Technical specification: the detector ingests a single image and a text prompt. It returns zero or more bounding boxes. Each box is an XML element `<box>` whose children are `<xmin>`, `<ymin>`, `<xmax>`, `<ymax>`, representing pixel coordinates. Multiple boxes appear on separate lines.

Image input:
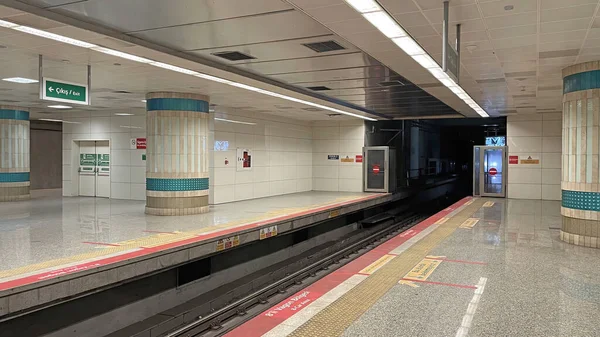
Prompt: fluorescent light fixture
<box><xmin>214</xmin><ymin>118</ymin><xmax>256</xmax><ymax>125</ymax></box>
<box><xmin>0</xmin><ymin>19</ymin><xmax>18</xmax><ymax>28</ymax></box>
<box><xmin>39</xmin><ymin>118</ymin><xmax>80</xmax><ymax>124</ymax></box>
<box><xmin>119</xmin><ymin>125</ymin><xmax>142</xmax><ymax>129</ymax></box>
<box><xmin>392</xmin><ymin>37</ymin><xmax>424</xmax><ymax>55</ymax></box>
<box><xmin>2</xmin><ymin>77</ymin><xmax>38</xmax><ymax>84</ymax></box>
<box><xmin>150</xmin><ymin>62</ymin><xmax>199</xmax><ymax>75</ymax></box>
<box><xmin>412</xmin><ymin>54</ymin><xmax>437</xmax><ymax>69</ymax></box>
<box><xmin>91</xmin><ymin>47</ymin><xmax>153</xmax><ymax>63</ymax></box>
<box><xmin>343</xmin><ymin>0</ymin><xmax>489</xmax><ymax>117</ymax></box>
<box><xmin>345</xmin><ymin>0</ymin><xmax>382</xmax><ymax>13</ymax></box>
<box><xmin>13</xmin><ymin>26</ymin><xmax>97</xmax><ymax>48</ymax></box>
<box><xmin>141</xmin><ymin>99</ymin><xmax>147</xmax><ymax>103</ymax></box>
<box><xmin>363</xmin><ymin>11</ymin><xmax>406</xmax><ymax>38</ymax></box>
<box><xmin>115</xmin><ymin>113</ymin><xmax>134</xmax><ymax>116</ymax></box>
<box><xmin>0</xmin><ymin>18</ymin><xmax>378</xmax><ymax>121</ymax></box>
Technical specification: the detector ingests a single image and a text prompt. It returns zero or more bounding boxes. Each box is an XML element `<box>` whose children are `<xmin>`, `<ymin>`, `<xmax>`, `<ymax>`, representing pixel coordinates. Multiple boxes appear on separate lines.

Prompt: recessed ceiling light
<box><xmin>48</xmin><ymin>105</ymin><xmax>72</xmax><ymax>109</ymax></box>
<box><xmin>141</xmin><ymin>99</ymin><xmax>147</xmax><ymax>103</ymax></box>
<box><xmin>115</xmin><ymin>113</ymin><xmax>134</xmax><ymax>116</ymax></box>
<box><xmin>504</xmin><ymin>5</ymin><xmax>514</xmax><ymax>10</ymax></box>
<box><xmin>3</xmin><ymin>77</ymin><xmax>38</xmax><ymax>84</ymax></box>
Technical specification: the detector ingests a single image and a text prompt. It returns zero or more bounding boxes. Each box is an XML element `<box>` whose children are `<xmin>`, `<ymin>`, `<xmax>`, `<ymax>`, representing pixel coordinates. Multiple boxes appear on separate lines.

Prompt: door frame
<box><xmin>69</xmin><ymin>139</ymin><xmax>110</xmax><ymax>198</ymax></box>
<box><xmin>363</xmin><ymin>146</ymin><xmax>389</xmax><ymax>192</ymax></box>
<box><xmin>473</xmin><ymin>145</ymin><xmax>507</xmax><ymax>198</ymax></box>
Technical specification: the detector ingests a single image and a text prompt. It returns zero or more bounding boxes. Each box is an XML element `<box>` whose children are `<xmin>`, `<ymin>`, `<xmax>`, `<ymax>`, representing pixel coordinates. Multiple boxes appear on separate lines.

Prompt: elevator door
<box><xmin>473</xmin><ymin>146</ymin><xmax>506</xmax><ymax>197</ymax></box>
<box><xmin>78</xmin><ymin>141</ymin><xmax>110</xmax><ymax>198</ymax></box>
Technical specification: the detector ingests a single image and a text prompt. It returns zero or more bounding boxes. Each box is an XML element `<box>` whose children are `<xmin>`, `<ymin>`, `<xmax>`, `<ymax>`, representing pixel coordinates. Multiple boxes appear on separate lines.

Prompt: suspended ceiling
<box><xmin>2</xmin><ymin>0</ymin><xmax>464</xmax><ymax>119</ymax></box>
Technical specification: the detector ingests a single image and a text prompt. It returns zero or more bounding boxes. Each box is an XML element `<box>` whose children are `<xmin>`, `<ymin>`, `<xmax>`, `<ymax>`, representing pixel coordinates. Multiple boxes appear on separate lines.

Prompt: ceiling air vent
<box><xmin>212</xmin><ymin>51</ymin><xmax>256</xmax><ymax>61</ymax></box>
<box><xmin>303</xmin><ymin>40</ymin><xmax>345</xmax><ymax>53</ymax></box>
<box><xmin>306</xmin><ymin>86</ymin><xmax>331</xmax><ymax>91</ymax></box>
<box><xmin>302</xmin><ymin>107</ymin><xmax>323</xmax><ymax>112</ymax></box>
<box><xmin>275</xmin><ymin>105</ymin><xmax>294</xmax><ymax>110</ymax></box>
<box><xmin>327</xmin><ymin>113</ymin><xmax>342</xmax><ymax>117</ymax></box>
<box><xmin>113</xmin><ymin>90</ymin><xmax>132</xmax><ymax>94</ymax></box>
<box><xmin>378</xmin><ymin>80</ymin><xmax>405</xmax><ymax>87</ymax></box>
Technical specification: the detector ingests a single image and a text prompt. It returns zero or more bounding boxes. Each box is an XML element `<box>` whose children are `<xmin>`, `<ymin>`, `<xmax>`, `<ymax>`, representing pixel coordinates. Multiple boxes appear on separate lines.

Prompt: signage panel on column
<box><xmin>41</xmin><ymin>77</ymin><xmax>89</xmax><ymax>105</ymax></box>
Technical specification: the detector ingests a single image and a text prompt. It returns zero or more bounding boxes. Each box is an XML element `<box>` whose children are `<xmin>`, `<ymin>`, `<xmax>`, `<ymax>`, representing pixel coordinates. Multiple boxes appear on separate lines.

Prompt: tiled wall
<box><xmin>209</xmin><ymin>110</ymin><xmax>313</xmax><ymax>204</ymax></box>
<box><xmin>507</xmin><ymin>113</ymin><xmax>561</xmax><ymax>200</ymax></box>
<box><xmin>62</xmin><ymin>111</ymin><xmax>147</xmax><ymax>200</ymax></box>
<box><xmin>312</xmin><ymin>120</ymin><xmax>365</xmax><ymax>192</ymax></box>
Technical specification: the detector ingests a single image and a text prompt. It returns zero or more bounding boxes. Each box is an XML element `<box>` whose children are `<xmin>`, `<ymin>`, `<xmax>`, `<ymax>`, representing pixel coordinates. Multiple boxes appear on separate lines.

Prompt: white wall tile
<box><xmin>269</xmin><ymin>181</ymin><xmax>285</xmax><ymax>195</ymax></box>
<box><xmin>111</xmin><ymin>166</ymin><xmax>131</xmax><ymax>183</ymax></box>
<box><xmin>283</xmin><ymin>166</ymin><xmax>297</xmax><ymax>180</ymax></box>
<box><xmin>112</xmin><ymin>150</ymin><xmax>131</xmax><ymax>166</ymax></box>
<box><xmin>270</xmin><ymin>166</ymin><xmax>284</xmax><ymax>181</ymax></box>
<box><xmin>252</xmin><ymin>150</ymin><xmax>269</xmax><ymax>167</ymax></box>
<box><xmin>541</xmin><ymin>168</ymin><xmax>561</xmax><ymax>185</ymax></box>
<box><xmin>235</xmin><ymin>170</ymin><xmax>254</xmax><ymax>184</ymax></box>
<box><xmin>111</xmin><ymin>133</ymin><xmax>132</xmax><ymax>150</ymax></box>
<box><xmin>542</xmin><ymin>120</ymin><xmax>562</xmax><ymax>136</ymax></box>
<box><xmin>542</xmin><ymin>152</ymin><xmax>561</xmax><ymax>169</ymax></box>
<box><xmin>62</xmin><ymin>165</ymin><xmax>71</xmax><ymax>181</ymax></box>
<box><xmin>507</xmin><ymin>168</ymin><xmax>542</xmax><ymax>184</ymax></box>
<box><xmin>130</xmin><ymin>166</ymin><xmax>146</xmax><ymax>184</ymax></box>
<box><xmin>340</xmin><ymin>138</ymin><xmax>365</xmax><ymax>153</ymax></box>
<box><xmin>338</xmin><ymin>179</ymin><xmax>362</xmax><ymax>192</ymax></box>
<box><xmin>297</xmin><ymin>165</ymin><xmax>312</xmax><ymax>179</ymax></box>
<box><xmin>254</xmin><ymin>135</ymin><xmax>267</xmax><ymax>150</ymax></box>
<box><xmin>70</xmin><ymin>118</ymin><xmax>91</xmax><ymax>134</ymax></box>
<box><xmin>507</xmin><ymin>136</ymin><xmax>542</xmax><ymax>153</ymax></box>
<box><xmin>269</xmin><ymin>151</ymin><xmax>284</xmax><ymax>167</ymax></box>
<box><xmin>111</xmin><ymin>182</ymin><xmax>130</xmax><ymax>200</ymax></box>
<box><xmin>297</xmin><ymin>139</ymin><xmax>312</xmax><ymax>152</ymax></box>
<box><xmin>130</xmin><ymin>183</ymin><xmax>146</xmax><ymax>201</ymax></box>
<box><xmin>214</xmin><ymin>184</ymin><xmax>234</xmax><ymax>204</ymax></box>
<box><xmin>313</xmin><ymin>165</ymin><xmax>339</xmax><ymax>179</ymax></box>
<box><xmin>131</xmin><ymin>150</ymin><xmax>146</xmax><ymax>167</ymax></box>
<box><xmin>543</xmin><ymin>112</ymin><xmax>562</xmax><ymax>121</ymax></box>
<box><xmin>313</xmin><ymin>126</ymin><xmax>340</xmax><ymax>140</ymax></box>
<box><xmin>507</xmin><ymin>114</ymin><xmax>543</xmax><ymax>122</ymax></box>
<box><xmin>508</xmin><ymin>183</ymin><xmax>542</xmax><ymax>199</ymax></box>
<box><xmin>542</xmin><ymin>184</ymin><xmax>561</xmax><ymax>200</ymax></box>
<box><xmin>297</xmin><ymin>152</ymin><xmax>312</xmax><ymax>166</ymax></box>
<box><xmin>110</xmin><ymin>116</ymin><xmax>131</xmax><ymax>133</ymax></box>
<box><xmin>296</xmin><ymin>178</ymin><xmax>312</xmax><ymax>192</ymax></box>
<box><xmin>339</xmin><ymin>166</ymin><xmax>362</xmax><ymax>180</ymax></box>
<box><xmin>313</xmin><ymin>178</ymin><xmax>339</xmax><ymax>191</ymax></box>
<box><xmin>130</xmin><ymin>116</ymin><xmax>146</xmax><ymax>130</ymax></box>
<box><xmin>282</xmin><ymin>151</ymin><xmax>298</xmax><ymax>166</ymax></box>
<box><xmin>214</xmin><ymin>167</ymin><xmax>235</xmax><ymax>186</ymax></box>
<box><xmin>253</xmin><ymin>166</ymin><xmax>270</xmax><ymax>182</ymax></box>
<box><xmin>253</xmin><ymin>182</ymin><xmax>271</xmax><ymax>198</ymax></box>
<box><xmin>62</xmin><ymin>150</ymin><xmax>71</xmax><ymax>165</ymax></box>
<box><xmin>91</xmin><ymin>117</ymin><xmax>110</xmax><ymax>135</ymax></box>
<box><xmin>542</xmin><ymin>136</ymin><xmax>561</xmax><ymax>153</ymax></box>
<box><xmin>62</xmin><ymin>181</ymin><xmax>72</xmax><ymax>196</ymax></box>
<box><xmin>340</xmin><ymin>125</ymin><xmax>365</xmax><ymax>140</ymax></box>
<box><xmin>312</xmin><ymin>139</ymin><xmax>340</xmax><ymax>153</ymax></box>
<box><xmin>507</xmin><ymin>121</ymin><xmax>543</xmax><ymax>137</ymax></box>
<box><xmin>235</xmin><ymin>133</ymin><xmax>255</xmax><ymax>149</ymax></box>
<box><xmin>234</xmin><ymin>183</ymin><xmax>254</xmax><ymax>201</ymax></box>
<box><xmin>213</xmin><ymin>150</ymin><xmax>236</xmax><ymax>168</ymax></box>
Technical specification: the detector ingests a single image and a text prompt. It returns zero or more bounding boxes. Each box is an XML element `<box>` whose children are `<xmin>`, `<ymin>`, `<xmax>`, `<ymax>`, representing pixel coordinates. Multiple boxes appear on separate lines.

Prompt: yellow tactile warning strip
<box><xmin>287</xmin><ymin>198</ymin><xmax>486</xmax><ymax>337</ymax></box>
<box><xmin>0</xmin><ymin>195</ymin><xmax>375</xmax><ymax>281</ymax></box>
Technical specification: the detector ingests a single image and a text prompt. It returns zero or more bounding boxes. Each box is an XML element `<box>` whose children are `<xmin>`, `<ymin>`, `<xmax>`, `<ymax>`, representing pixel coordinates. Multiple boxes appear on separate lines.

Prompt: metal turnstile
<box><xmin>473</xmin><ymin>146</ymin><xmax>507</xmax><ymax>197</ymax></box>
<box><xmin>364</xmin><ymin>146</ymin><xmax>396</xmax><ymax>193</ymax></box>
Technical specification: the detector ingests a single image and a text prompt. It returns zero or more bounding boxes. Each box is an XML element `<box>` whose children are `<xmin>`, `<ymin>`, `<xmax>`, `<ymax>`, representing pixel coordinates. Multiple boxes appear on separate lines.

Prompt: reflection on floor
<box><xmin>0</xmin><ymin>189</ymin><xmax>371</xmax><ymax>273</ymax></box>
<box><xmin>343</xmin><ymin>198</ymin><xmax>600</xmax><ymax>337</ymax></box>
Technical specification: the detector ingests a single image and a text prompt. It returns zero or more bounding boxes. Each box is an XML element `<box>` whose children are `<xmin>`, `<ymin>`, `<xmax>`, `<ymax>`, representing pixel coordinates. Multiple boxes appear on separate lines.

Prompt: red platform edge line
<box><xmin>0</xmin><ymin>194</ymin><xmax>386</xmax><ymax>292</ymax></box>
<box><xmin>224</xmin><ymin>196</ymin><xmax>473</xmax><ymax>337</ymax></box>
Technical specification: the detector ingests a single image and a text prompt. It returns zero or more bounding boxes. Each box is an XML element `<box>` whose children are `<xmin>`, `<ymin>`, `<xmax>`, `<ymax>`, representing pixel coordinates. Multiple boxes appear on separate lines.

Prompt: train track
<box><xmin>165</xmin><ymin>210</ymin><xmax>430</xmax><ymax>337</ymax></box>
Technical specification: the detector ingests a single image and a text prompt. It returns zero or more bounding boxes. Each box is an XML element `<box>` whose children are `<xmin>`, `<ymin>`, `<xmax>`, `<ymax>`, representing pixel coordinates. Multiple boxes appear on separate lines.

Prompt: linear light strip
<box><xmin>342</xmin><ymin>0</ymin><xmax>489</xmax><ymax>117</ymax></box>
<box><xmin>0</xmin><ymin>19</ymin><xmax>376</xmax><ymax>121</ymax></box>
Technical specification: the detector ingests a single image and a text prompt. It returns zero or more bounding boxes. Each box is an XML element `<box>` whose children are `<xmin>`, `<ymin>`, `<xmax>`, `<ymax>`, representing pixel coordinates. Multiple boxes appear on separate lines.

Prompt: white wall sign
<box><xmin>237</xmin><ymin>148</ymin><xmax>252</xmax><ymax>171</ymax></box>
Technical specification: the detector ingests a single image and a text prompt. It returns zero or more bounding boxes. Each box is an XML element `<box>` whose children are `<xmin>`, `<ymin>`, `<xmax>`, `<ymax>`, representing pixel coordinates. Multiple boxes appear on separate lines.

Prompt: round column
<box><xmin>0</xmin><ymin>106</ymin><xmax>29</xmax><ymax>201</ymax></box>
<box><xmin>145</xmin><ymin>92</ymin><xmax>210</xmax><ymax>216</ymax></box>
<box><xmin>561</xmin><ymin>62</ymin><xmax>600</xmax><ymax>247</ymax></box>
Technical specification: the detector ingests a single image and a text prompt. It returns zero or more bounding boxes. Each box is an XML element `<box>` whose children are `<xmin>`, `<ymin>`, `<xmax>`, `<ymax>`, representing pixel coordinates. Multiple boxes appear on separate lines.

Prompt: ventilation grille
<box><xmin>113</xmin><ymin>90</ymin><xmax>132</xmax><ymax>94</ymax></box>
<box><xmin>275</xmin><ymin>105</ymin><xmax>294</xmax><ymax>110</ymax></box>
<box><xmin>301</xmin><ymin>107</ymin><xmax>323</xmax><ymax>112</ymax></box>
<box><xmin>303</xmin><ymin>40</ymin><xmax>345</xmax><ymax>53</ymax></box>
<box><xmin>212</xmin><ymin>51</ymin><xmax>255</xmax><ymax>61</ymax></box>
<box><xmin>306</xmin><ymin>86</ymin><xmax>331</xmax><ymax>91</ymax></box>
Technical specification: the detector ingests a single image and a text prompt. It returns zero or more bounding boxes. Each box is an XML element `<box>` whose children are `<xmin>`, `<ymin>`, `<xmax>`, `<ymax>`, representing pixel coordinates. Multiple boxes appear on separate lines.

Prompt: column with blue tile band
<box><xmin>145</xmin><ymin>92</ymin><xmax>210</xmax><ymax>216</ymax></box>
<box><xmin>561</xmin><ymin>62</ymin><xmax>600</xmax><ymax>247</ymax></box>
<box><xmin>0</xmin><ymin>106</ymin><xmax>30</xmax><ymax>201</ymax></box>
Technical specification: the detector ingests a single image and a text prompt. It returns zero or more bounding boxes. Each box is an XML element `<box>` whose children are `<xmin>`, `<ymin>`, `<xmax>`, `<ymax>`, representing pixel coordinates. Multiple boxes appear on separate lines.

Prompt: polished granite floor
<box><xmin>0</xmin><ymin>189</ymin><xmax>370</xmax><ymax>273</ymax></box>
<box><xmin>344</xmin><ymin>199</ymin><xmax>600</xmax><ymax>337</ymax></box>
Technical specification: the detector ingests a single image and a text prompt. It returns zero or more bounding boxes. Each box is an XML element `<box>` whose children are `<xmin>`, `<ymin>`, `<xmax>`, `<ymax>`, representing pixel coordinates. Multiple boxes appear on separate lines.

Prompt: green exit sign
<box><xmin>42</xmin><ymin>77</ymin><xmax>89</xmax><ymax>105</ymax></box>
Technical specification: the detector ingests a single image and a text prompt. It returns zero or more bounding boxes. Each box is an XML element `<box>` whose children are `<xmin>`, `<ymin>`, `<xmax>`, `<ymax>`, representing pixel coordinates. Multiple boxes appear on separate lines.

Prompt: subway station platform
<box><xmin>227</xmin><ymin>197</ymin><xmax>600</xmax><ymax>337</ymax></box>
<box><xmin>0</xmin><ymin>190</ymin><xmax>392</xmax><ymax>317</ymax></box>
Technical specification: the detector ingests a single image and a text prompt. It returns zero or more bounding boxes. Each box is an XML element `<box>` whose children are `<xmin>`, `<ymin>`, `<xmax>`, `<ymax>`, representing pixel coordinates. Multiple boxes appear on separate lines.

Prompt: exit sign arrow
<box><xmin>41</xmin><ymin>77</ymin><xmax>89</xmax><ymax>105</ymax></box>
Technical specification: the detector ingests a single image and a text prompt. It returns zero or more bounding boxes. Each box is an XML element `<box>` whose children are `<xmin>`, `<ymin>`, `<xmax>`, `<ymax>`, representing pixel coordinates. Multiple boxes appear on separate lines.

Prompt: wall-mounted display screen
<box><xmin>485</xmin><ymin>136</ymin><xmax>506</xmax><ymax>146</ymax></box>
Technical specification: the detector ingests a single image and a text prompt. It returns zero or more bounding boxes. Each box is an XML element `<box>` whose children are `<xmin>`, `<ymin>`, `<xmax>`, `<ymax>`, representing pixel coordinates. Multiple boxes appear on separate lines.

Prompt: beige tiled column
<box><xmin>561</xmin><ymin>62</ymin><xmax>600</xmax><ymax>247</ymax></box>
<box><xmin>0</xmin><ymin>106</ymin><xmax>30</xmax><ymax>201</ymax></box>
<box><xmin>145</xmin><ymin>92</ymin><xmax>210</xmax><ymax>216</ymax></box>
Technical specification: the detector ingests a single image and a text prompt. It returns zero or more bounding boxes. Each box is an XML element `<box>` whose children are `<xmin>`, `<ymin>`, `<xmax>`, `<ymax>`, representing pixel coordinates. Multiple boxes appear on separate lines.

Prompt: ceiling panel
<box><xmin>22</xmin><ymin>0</ymin><xmax>293</xmax><ymax>33</ymax></box>
<box><xmin>130</xmin><ymin>11</ymin><xmax>329</xmax><ymax>51</ymax></box>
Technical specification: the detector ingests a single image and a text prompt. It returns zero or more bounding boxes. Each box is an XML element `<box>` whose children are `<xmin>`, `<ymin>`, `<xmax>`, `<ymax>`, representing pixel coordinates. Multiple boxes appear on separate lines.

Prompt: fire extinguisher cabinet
<box><xmin>363</xmin><ymin>146</ymin><xmax>396</xmax><ymax>193</ymax></box>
